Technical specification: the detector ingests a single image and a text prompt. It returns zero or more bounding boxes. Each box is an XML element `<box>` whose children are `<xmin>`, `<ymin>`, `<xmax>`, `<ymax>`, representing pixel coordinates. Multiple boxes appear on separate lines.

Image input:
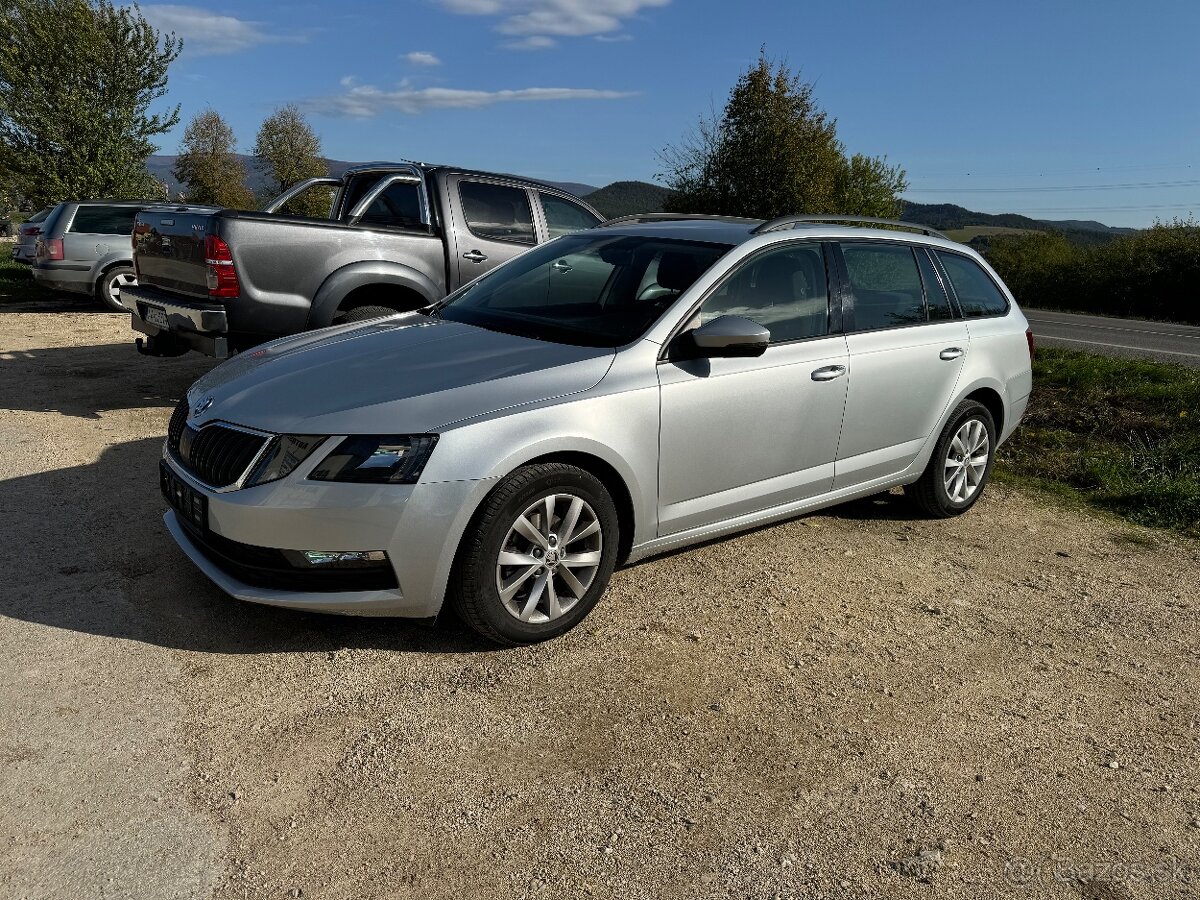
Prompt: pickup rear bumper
<box><xmin>120</xmin><ymin>284</ymin><xmax>230</xmax><ymax>358</ymax></box>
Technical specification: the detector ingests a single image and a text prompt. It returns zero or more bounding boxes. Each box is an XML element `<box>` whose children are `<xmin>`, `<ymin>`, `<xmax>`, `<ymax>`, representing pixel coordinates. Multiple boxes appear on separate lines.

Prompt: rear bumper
<box><xmin>32</xmin><ymin>262</ymin><xmax>90</xmax><ymax>294</ymax></box>
<box><xmin>120</xmin><ymin>284</ymin><xmax>230</xmax><ymax>357</ymax></box>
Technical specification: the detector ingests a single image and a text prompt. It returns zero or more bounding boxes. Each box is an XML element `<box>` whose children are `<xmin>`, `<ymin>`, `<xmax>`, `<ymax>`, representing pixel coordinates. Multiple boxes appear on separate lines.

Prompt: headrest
<box><xmin>656</xmin><ymin>252</ymin><xmax>702</xmax><ymax>292</ymax></box>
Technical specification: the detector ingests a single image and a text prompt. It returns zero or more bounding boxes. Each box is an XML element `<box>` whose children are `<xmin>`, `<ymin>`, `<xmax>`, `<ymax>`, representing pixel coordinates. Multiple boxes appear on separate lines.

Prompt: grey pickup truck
<box><xmin>120</xmin><ymin>162</ymin><xmax>604</xmax><ymax>357</ymax></box>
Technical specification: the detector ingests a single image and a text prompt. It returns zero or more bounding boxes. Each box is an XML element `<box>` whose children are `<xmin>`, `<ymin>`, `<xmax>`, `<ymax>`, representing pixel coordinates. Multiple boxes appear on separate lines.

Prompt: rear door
<box><xmin>447</xmin><ymin>176</ymin><xmax>538</xmax><ymax>286</ymax></box>
<box><xmin>64</xmin><ymin>204</ymin><xmax>140</xmax><ymax>264</ymax></box>
<box><xmin>832</xmin><ymin>240</ymin><xmax>970</xmax><ymax>489</ymax></box>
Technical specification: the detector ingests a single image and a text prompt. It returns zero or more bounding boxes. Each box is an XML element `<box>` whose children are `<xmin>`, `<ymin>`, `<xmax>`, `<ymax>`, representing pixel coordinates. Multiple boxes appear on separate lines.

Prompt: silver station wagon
<box><xmin>159</xmin><ymin>215</ymin><xmax>1033</xmax><ymax>645</ymax></box>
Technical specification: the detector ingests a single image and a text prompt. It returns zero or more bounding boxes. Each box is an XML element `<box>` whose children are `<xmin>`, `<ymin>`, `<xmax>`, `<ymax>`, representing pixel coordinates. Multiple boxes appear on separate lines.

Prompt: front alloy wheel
<box><xmin>451</xmin><ymin>463</ymin><xmax>619</xmax><ymax>645</ymax></box>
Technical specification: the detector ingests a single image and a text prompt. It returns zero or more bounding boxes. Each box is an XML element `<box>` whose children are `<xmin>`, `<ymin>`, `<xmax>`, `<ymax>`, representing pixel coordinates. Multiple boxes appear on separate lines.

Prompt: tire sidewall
<box><xmin>460</xmin><ymin>467</ymin><xmax>619</xmax><ymax>644</ymax></box>
<box><xmin>932</xmin><ymin>401</ymin><xmax>996</xmax><ymax>514</ymax></box>
<box><xmin>98</xmin><ymin>265</ymin><xmax>134</xmax><ymax>312</ymax></box>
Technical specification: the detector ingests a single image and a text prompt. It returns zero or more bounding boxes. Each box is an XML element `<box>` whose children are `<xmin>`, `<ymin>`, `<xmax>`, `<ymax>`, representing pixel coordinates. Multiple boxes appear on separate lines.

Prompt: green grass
<box><xmin>995</xmin><ymin>348</ymin><xmax>1200</xmax><ymax>538</ymax></box>
<box><xmin>0</xmin><ymin>249</ymin><xmax>56</xmax><ymax>304</ymax></box>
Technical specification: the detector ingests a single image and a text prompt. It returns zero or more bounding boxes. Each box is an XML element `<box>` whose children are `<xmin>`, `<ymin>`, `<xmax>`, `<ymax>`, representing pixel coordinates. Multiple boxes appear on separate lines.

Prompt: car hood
<box><xmin>187</xmin><ymin>314</ymin><xmax>615</xmax><ymax>435</ymax></box>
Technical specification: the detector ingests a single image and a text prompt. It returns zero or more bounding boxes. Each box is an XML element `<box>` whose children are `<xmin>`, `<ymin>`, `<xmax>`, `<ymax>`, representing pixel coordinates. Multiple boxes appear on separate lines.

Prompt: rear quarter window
<box><xmin>935</xmin><ymin>251</ymin><xmax>1010</xmax><ymax>318</ymax></box>
<box><xmin>69</xmin><ymin>205</ymin><xmax>140</xmax><ymax>235</ymax></box>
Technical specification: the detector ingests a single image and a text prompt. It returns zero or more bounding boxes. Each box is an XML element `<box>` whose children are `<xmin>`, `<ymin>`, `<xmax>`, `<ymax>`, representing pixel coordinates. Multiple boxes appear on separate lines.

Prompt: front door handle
<box><xmin>462</xmin><ymin>250</ymin><xmax>488</xmax><ymax>263</ymax></box>
<box><xmin>939</xmin><ymin>347</ymin><xmax>965</xmax><ymax>360</ymax></box>
<box><xmin>811</xmin><ymin>365</ymin><xmax>847</xmax><ymax>382</ymax></box>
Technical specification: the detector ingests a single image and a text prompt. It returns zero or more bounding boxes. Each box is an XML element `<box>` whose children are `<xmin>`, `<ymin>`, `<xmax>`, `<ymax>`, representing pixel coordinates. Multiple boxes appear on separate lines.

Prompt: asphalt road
<box><xmin>1023</xmin><ymin>309</ymin><xmax>1200</xmax><ymax>367</ymax></box>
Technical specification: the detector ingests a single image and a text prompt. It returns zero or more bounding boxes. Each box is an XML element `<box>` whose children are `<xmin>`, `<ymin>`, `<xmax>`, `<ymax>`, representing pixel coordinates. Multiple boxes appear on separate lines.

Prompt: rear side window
<box><xmin>539</xmin><ymin>193</ymin><xmax>602</xmax><ymax>238</ymax></box>
<box><xmin>459</xmin><ymin>181</ymin><xmax>535</xmax><ymax>245</ymax></box>
<box><xmin>936</xmin><ymin>251</ymin><xmax>1010</xmax><ymax>317</ymax></box>
<box><xmin>69</xmin><ymin>205</ymin><xmax>140</xmax><ymax>235</ymax></box>
<box><xmin>916</xmin><ymin>248</ymin><xmax>955</xmax><ymax>321</ymax></box>
<box><xmin>357</xmin><ymin>182</ymin><xmax>423</xmax><ymax>229</ymax></box>
<box><xmin>841</xmin><ymin>242</ymin><xmax>926</xmax><ymax>331</ymax></box>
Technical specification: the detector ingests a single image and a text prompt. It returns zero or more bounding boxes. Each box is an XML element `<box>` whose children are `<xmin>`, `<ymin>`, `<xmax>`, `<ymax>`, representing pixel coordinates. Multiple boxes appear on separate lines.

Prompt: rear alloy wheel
<box><xmin>451</xmin><ymin>463</ymin><xmax>619</xmax><ymax>645</ymax></box>
<box><xmin>97</xmin><ymin>265</ymin><xmax>136</xmax><ymax>312</ymax></box>
<box><xmin>905</xmin><ymin>400</ymin><xmax>996</xmax><ymax>517</ymax></box>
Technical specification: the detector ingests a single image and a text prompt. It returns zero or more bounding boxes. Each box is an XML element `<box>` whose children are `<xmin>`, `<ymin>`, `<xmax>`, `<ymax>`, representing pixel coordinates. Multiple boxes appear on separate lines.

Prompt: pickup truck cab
<box><xmin>120</xmin><ymin>162</ymin><xmax>604</xmax><ymax>357</ymax></box>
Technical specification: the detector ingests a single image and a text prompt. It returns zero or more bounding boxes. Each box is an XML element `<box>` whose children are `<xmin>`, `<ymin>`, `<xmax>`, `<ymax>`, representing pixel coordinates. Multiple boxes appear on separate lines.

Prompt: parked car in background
<box><xmin>33</xmin><ymin>200</ymin><xmax>157</xmax><ymax>310</ymax></box>
<box><xmin>10</xmin><ymin>207</ymin><xmax>52</xmax><ymax>263</ymax></box>
<box><xmin>158</xmin><ymin>214</ymin><xmax>1033</xmax><ymax>645</ymax></box>
<box><xmin>120</xmin><ymin>162</ymin><xmax>604</xmax><ymax>358</ymax></box>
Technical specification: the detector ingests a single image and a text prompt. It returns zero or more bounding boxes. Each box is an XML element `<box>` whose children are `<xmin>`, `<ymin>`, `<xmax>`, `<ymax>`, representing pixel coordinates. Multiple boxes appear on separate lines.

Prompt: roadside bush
<box><xmin>987</xmin><ymin>219</ymin><xmax>1200</xmax><ymax>324</ymax></box>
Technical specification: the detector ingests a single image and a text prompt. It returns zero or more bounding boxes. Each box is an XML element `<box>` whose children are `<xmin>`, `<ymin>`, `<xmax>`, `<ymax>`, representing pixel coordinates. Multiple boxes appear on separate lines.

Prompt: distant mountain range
<box><xmin>146</xmin><ymin>158</ymin><xmax>1135</xmax><ymax>241</ymax></box>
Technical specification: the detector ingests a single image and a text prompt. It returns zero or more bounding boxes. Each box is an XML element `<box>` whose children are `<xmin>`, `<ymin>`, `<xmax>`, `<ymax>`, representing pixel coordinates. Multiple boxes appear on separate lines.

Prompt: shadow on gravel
<box><xmin>0</xmin><ymin>341</ymin><xmax>214</xmax><ymax>418</ymax></box>
<box><xmin>824</xmin><ymin>490</ymin><xmax>931</xmax><ymax>522</ymax></box>
<box><xmin>0</xmin><ymin>436</ymin><xmax>496</xmax><ymax>655</ymax></box>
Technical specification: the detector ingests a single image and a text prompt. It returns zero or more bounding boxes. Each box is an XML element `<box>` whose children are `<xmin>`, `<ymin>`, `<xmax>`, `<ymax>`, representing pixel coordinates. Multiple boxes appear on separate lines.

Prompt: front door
<box><xmin>449</xmin><ymin>177</ymin><xmax>538</xmax><ymax>288</ymax></box>
<box><xmin>657</xmin><ymin>241</ymin><xmax>850</xmax><ymax>536</ymax></box>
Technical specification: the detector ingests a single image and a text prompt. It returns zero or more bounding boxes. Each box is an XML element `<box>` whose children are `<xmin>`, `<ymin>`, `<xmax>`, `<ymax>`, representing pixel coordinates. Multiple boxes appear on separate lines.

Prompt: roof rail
<box><xmin>598</xmin><ymin>213</ymin><xmax>760</xmax><ymax>228</ymax></box>
<box><xmin>752</xmin><ymin>215</ymin><xmax>948</xmax><ymax>240</ymax></box>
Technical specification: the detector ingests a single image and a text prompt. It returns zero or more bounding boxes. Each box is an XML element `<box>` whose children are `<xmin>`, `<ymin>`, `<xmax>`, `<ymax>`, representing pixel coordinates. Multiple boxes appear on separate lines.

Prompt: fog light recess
<box><xmin>281</xmin><ymin>549</ymin><xmax>391</xmax><ymax>570</ymax></box>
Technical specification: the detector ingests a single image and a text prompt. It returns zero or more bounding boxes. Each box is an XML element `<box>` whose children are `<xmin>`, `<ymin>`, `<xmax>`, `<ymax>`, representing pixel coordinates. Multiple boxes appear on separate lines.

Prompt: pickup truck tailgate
<box><xmin>133</xmin><ymin>209</ymin><xmax>217</xmax><ymax>299</ymax></box>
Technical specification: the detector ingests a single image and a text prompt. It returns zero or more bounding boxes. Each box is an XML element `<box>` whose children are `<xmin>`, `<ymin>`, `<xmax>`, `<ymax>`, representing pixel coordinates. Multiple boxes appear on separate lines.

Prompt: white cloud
<box><xmin>502</xmin><ymin>35</ymin><xmax>556</xmax><ymax>50</ymax></box>
<box><xmin>437</xmin><ymin>0</ymin><xmax>669</xmax><ymax>48</ymax></box>
<box><xmin>305</xmin><ymin>83</ymin><xmax>636</xmax><ymax>118</ymax></box>
<box><xmin>138</xmin><ymin>5</ymin><xmax>307</xmax><ymax>56</ymax></box>
<box><xmin>404</xmin><ymin>50</ymin><xmax>442</xmax><ymax>66</ymax></box>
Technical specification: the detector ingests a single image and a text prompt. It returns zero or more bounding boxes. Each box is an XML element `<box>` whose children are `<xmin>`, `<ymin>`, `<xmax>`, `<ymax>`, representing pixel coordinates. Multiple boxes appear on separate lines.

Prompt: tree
<box><xmin>658</xmin><ymin>53</ymin><xmax>907</xmax><ymax>220</ymax></box>
<box><xmin>172</xmin><ymin>110</ymin><xmax>254</xmax><ymax>208</ymax></box>
<box><xmin>0</xmin><ymin>0</ymin><xmax>181</xmax><ymax>206</ymax></box>
<box><xmin>252</xmin><ymin>104</ymin><xmax>329</xmax><ymax>216</ymax></box>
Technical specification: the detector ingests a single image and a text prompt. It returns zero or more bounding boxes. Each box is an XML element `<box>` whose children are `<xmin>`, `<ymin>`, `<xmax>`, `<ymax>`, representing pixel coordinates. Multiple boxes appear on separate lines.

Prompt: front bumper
<box><xmin>121</xmin><ymin>284</ymin><xmax>230</xmax><ymax>358</ymax></box>
<box><xmin>160</xmin><ymin>453</ymin><xmax>490</xmax><ymax>618</ymax></box>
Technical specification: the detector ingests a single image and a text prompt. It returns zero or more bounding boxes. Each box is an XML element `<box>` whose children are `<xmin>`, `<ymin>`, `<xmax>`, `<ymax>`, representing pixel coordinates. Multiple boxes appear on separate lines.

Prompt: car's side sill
<box><xmin>625</xmin><ymin>471</ymin><xmax>918</xmax><ymax>565</ymax></box>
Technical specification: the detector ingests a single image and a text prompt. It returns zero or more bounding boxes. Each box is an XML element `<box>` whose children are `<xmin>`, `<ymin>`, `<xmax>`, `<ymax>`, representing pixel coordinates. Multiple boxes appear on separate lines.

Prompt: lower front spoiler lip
<box><xmin>164</xmin><ymin>510</ymin><xmax>424</xmax><ymax>617</ymax></box>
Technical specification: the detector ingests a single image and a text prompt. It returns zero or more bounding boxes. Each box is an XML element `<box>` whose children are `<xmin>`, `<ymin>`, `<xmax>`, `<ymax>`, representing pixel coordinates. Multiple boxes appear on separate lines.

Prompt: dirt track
<box><xmin>1</xmin><ymin>299</ymin><xmax>1197</xmax><ymax>899</ymax></box>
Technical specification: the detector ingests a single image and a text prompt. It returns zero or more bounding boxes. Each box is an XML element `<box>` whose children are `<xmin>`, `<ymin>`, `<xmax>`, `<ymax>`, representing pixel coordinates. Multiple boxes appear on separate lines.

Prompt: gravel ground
<box><xmin>1</xmin><ymin>299</ymin><xmax>1197</xmax><ymax>900</ymax></box>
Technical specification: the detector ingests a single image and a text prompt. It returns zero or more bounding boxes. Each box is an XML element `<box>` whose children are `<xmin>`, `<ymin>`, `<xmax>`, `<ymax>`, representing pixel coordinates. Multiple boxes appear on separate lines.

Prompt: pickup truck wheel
<box><xmin>336</xmin><ymin>305</ymin><xmax>401</xmax><ymax>324</ymax></box>
<box><xmin>97</xmin><ymin>265</ymin><xmax>137</xmax><ymax>312</ymax></box>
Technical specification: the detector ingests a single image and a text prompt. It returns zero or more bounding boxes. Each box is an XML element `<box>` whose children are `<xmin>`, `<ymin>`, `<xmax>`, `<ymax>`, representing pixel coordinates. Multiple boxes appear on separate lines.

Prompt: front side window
<box><xmin>540</xmin><ymin>193</ymin><xmax>602</xmax><ymax>238</ymax></box>
<box><xmin>841</xmin><ymin>242</ymin><xmax>926</xmax><ymax>332</ymax></box>
<box><xmin>698</xmin><ymin>243</ymin><xmax>830</xmax><ymax>343</ymax></box>
<box><xmin>69</xmin><ymin>205</ymin><xmax>139</xmax><ymax>235</ymax></box>
<box><xmin>936</xmin><ymin>251</ymin><xmax>1010</xmax><ymax>317</ymax></box>
<box><xmin>459</xmin><ymin>181</ymin><xmax>535</xmax><ymax>244</ymax></box>
<box><xmin>438</xmin><ymin>234</ymin><xmax>729</xmax><ymax>347</ymax></box>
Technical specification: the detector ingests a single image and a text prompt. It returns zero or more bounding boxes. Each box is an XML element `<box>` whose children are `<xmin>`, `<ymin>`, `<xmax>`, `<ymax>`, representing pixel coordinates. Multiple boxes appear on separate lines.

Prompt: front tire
<box><xmin>450</xmin><ymin>463</ymin><xmax>620</xmax><ymax>646</ymax></box>
<box><xmin>97</xmin><ymin>265</ymin><xmax>136</xmax><ymax>312</ymax></box>
<box><xmin>905</xmin><ymin>400</ymin><xmax>996</xmax><ymax>518</ymax></box>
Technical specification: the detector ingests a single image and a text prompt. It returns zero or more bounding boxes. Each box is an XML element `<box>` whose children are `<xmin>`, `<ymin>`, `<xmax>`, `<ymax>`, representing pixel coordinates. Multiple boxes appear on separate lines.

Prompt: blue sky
<box><xmin>141</xmin><ymin>0</ymin><xmax>1200</xmax><ymax>227</ymax></box>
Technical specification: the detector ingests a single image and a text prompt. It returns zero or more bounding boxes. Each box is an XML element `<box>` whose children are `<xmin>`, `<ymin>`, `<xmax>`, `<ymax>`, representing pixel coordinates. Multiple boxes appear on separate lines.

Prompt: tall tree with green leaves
<box><xmin>659</xmin><ymin>53</ymin><xmax>907</xmax><ymax>219</ymax></box>
<box><xmin>252</xmin><ymin>104</ymin><xmax>330</xmax><ymax>216</ymax></box>
<box><xmin>0</xmin><ymin>0</ymin><xmax>181</xmax><ymax>206</ymax></box>
<box><xmin>172</xmin><ymin>109</ymin><xmax>254</xmax><ymax>208</ymax></box>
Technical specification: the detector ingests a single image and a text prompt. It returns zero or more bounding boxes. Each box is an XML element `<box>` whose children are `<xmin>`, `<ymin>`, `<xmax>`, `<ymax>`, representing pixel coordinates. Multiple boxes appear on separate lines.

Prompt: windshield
<box><xmin>437</xmin><ymin>233</ymin><xmax>731</xmax><ymax>347</ymax></box>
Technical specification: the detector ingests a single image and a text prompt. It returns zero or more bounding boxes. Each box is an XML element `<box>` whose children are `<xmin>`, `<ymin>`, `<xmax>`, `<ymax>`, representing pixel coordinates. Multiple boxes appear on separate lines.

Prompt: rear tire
<box><xmin>905</xmin><ymin>400</ymin><xmax>996</xmax><ymax>518</ymax></box>
<box><xmin>450</xmin><ymin>463</ymin><xmax>620</xmax><ymax>646</ymax></box>
<box><xmin>335</xmin><ymin>304</ymin><xmax>402</xmax><ymax>324</ymax></box>
<box><xmin>97</xmin><ymin>265</ymin><xmax>136</xmax><ymax>312</ymax></box>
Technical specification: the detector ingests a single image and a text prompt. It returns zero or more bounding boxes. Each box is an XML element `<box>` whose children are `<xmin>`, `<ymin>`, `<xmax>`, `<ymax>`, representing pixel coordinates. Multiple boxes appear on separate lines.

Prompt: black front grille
<box><xmin>167</xmin><ymin>397</ymin><xmax>189</xmax><ymax>454</ymax></box>
<box><xmin>177</xmin><ymin>423</ymin><xmax>268</xmax><ymax>488</ymax></box>
<box><xmin>176</xmin><ymin>516</ymin><xmax>399</xmax><ymax>592</ymax></box>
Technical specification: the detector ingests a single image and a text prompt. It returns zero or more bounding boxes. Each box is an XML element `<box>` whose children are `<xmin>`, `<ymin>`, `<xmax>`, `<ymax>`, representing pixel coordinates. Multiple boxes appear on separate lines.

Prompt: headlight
<box><xmin>243</xmin><ymin>434</ymin><xmax>328</xmax><ymax>488</ymax></box>
<box><xmin>309</xmin><ymin>435</ymin><xmax>439</xmax><ymax>484</ymax></box>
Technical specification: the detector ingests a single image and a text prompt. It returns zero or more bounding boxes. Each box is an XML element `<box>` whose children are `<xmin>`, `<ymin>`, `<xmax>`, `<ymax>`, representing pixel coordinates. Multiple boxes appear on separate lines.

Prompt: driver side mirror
<box><xmin>680</xmin><ymin>314</ymin><xmax>770</xmax><ymax>358</ymax></box>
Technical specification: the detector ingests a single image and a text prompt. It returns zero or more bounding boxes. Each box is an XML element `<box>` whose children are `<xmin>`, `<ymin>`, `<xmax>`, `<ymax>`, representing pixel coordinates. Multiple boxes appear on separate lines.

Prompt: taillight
<box><xmin>20</xmin><ymin>224</ymin><xmax>40</xmax><ymax>237</ymax></box>
<box><xmin>40</xmin><ymin>238</ymin><xmax>64</xmax><ymax>261</ymax></box>
<box><xmin>204</xmin><ymin>233</ymin><xmax>240</xmax><ymax>299</ymax></box>
<box><xmin>1025</xmin><ymin>327</ymin><xmax>1035</xmax><ymax>360</ymax></box>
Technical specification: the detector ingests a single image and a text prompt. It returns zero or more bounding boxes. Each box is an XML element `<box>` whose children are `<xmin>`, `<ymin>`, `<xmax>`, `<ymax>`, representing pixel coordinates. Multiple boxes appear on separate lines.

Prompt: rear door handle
<box><xmin>939</xmin><ymin>347</ymin><xmax>965</xmax><ymax>360</ymax></box>
<box><xmin>462</xmin><ymin>250</ymin><xmax>488</xmax><ymax>263</ymax></box>
<box><xmin>811</xmin><ymin>365</ymin><xmax>847</xmax><ymax>382</ymax></box>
